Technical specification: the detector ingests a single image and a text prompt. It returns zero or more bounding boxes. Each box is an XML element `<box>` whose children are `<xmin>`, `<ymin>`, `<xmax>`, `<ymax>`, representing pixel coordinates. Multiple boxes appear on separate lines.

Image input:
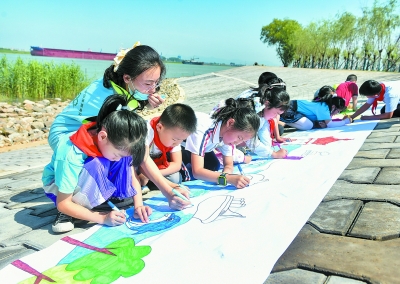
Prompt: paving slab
<box><xmin>339</xmin><ymin>167</ymin><xmax>380</xmax><ymax>184</ymax></box>
<box><xmin>0</xmin><ymin>145</ymin><xmax>52</xmax><ymax>177</ymax></box>
<box><xmin>0</xmin><ymin>245</ymin><xmax>37</xmax><ymax>270</ymax></box>
<box><xmin>1</xmin><ymin>223</ymin><xmax>91</xmax><ymax>251</ymax></box>
<box><xmin>0</xmin><ymin>208</ymin><xmax>54</xmax><ymax>243</ymax></box>
<box><xmin>324</xmin><ymin>180</ymin><xmax>400</xmax><ymax>206</ymax></box>
<box><xmin>360</xmin><ymin>142</ymin><xmax>400</xmax><ymax>151</ymax></box>
<box><xmin>374</xmin><ymin>168</ymin><xmax>400</xmax><ymax>184</ymax></box>
<box><xmin>347</xmin><ymin>158</ymin><xmax>400</xmax><ymax>169</ymax></box>
<box><xmin>387</xmin><ymin>148</ymin><xmax>400</xmax><ymax>158</ymax></box>
<box><xmin>308</xmin><ymin>199</ymin><xmax>363</xmax><ymax>235</ymax></box>
<box><xmin>362</xmin><ymin>136</ymin><xmax>397</xmax><ymax>143</ymax></box>
<box><xmin>367</xmin><ymin>131</ymin><xmax>400</xmax><ymax>139</ymax></box>
<box><xmin>0</xmin><ymin>189</ymin><xmax>44</xmax><ymax>204</ymax></box>
<box><xmin>349</xmin><ymin>202</ymin><xmax>400</xmax><ymax>241</ymax></box>
<box><xmin>372</xmin><ymin>120</ymin><xmax>400</xmax><ymax>130</ymax></box>
<box><xmin>354</xmin><ymin>149</ymin><xmax>389</xmax><ymax>159</ymax></box>
<box><xmin>326</xmin><ymin>275</ymin><xmax>367</xmax><ymax>283</ymax></box>
<box><xmin>264</xmin><ymin>268</ymin><xmax>327</xmax><ymax>283</ymax></box>
<box><xmin>272</xmin><ymin>224</ymin><xmax>400</xmax><ymax>284</ymax></box>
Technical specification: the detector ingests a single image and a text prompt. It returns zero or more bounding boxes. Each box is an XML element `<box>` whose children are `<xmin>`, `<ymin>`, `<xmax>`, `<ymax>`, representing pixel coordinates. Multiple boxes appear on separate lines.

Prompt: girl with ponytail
<box><xmin>181</xmin><ymin>99</ymin><xmax>260</xmax><ymax>188</ymax></box>
<box><xmin>43</xmin><ymin>94</ymin><xmax>152</xmax><ymax>233</ymax></box>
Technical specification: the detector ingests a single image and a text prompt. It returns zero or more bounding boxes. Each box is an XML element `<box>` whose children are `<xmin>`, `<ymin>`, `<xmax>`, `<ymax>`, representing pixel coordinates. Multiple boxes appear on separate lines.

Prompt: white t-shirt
<box><xmin>366</xmin><ymin>81</ymin><xmax>400</xmax><ymax>113</ymax></box>
<box><xmin>183</xmin><ymin>112</ymin><xmax>233</xmax><ymax>157</ymax></box>
<box><xmin>146</xmin><ymin>121</ymin><xmax>181</xmax><ymax>159</ymax></box>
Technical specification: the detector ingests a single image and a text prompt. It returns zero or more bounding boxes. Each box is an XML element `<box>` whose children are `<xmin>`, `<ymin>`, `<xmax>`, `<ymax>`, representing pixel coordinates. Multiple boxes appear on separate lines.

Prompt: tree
<box><xmin>260</xmin><ymin>19</ymin><xmax>302</xmax><ymax>67</ymax></box>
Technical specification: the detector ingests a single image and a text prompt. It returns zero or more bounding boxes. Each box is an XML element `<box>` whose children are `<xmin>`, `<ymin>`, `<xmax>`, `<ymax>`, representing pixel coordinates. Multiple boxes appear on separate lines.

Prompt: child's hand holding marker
<box><xmin>228</xmin><ymin>164</ymin><xmax>250</xmax><ymax>188</ymax></box>
<box><xmin>170</xmin><ymin>184</ymin><xmax>191</xmax><ymax>210</ymax></box>
<box><xmin>106</xmin><ymin>200</ymin><xmax>128</xmax><ymax>226</ymax></box>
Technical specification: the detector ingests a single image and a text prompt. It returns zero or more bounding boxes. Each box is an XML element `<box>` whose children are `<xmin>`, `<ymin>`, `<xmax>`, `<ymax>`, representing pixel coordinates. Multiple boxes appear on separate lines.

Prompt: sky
<box><xmin>0</xmin><ymin>0</ymin><xmax>388</xmax><ymax>66</ymax></box>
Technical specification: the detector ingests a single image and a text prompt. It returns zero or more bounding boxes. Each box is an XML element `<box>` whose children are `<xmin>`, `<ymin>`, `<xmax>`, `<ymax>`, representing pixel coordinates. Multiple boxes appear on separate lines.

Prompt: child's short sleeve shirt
<box><xmin>297</xmin><ymin>100</ymin><xmax>331</xmax><ymax>121</ymax></box>
<box><xmin>42</xmin><ymin>135</ymin><xmax>87</xmax><ymax>194</ymax></box>
<box><xmin>184</xmin><ymin>112</ymin><xmax>233</xmax><ymax>157</ymax></box>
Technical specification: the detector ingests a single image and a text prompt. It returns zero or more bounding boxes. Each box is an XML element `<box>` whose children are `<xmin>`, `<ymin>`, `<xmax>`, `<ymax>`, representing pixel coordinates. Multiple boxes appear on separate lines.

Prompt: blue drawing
<box><xmin>126</xmin><ymin>213</ymin><xmax>181</xmax><ymax>234</ymax></box>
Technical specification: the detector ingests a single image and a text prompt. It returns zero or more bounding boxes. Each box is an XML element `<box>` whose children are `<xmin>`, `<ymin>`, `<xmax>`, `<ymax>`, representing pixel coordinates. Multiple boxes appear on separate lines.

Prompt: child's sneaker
<box><xmin>141</xmin><ymin>185</ymin><xmax>150</xmax><ymax>195</ymax></box>
<box><xmin>52</xmin><ymin>211</ymin><xmax>74</xmax><ymax>233</ymax></box>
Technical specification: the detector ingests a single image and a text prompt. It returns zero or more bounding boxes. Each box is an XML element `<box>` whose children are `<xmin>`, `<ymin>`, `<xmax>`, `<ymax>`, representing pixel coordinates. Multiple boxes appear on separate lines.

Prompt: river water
<box><xmin>0</xmin><ymin>53</ymin><xmax>236</xmax><ymax>80</ymax></box>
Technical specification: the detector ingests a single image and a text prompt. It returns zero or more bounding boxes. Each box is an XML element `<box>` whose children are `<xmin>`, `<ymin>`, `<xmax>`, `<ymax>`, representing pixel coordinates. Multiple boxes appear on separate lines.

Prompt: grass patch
<box><xmin>0</xmin><ymin>55</ymin><xmax>90</xmax><ymax>101</ymax></box>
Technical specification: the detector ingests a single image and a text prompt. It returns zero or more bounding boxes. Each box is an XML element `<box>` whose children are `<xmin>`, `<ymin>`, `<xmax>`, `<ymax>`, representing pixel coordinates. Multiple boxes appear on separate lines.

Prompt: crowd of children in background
<box><xmin>43</xmin><ymin>43</ymin><xmax>400</xmax><ymax>233</ymax></box>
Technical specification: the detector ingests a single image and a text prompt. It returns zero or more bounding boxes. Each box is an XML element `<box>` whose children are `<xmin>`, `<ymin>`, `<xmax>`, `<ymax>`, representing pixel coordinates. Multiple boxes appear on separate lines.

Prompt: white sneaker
<box><xmin>52</xmin><ymin>211</ymin><xmax>74</xmax><ymax>233</ymax></box>
<box><xmin>141</xmin><ymin>185</ymin><xmax>150</xmax><ymax>195</ymax></box>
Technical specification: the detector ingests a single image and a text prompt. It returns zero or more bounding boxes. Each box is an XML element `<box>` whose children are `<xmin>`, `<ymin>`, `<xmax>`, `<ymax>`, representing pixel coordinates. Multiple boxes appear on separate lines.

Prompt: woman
<box><xmin>48</xmin><ymin>43</ymin><xmax>190</xmax><ymax>211</ymax></box>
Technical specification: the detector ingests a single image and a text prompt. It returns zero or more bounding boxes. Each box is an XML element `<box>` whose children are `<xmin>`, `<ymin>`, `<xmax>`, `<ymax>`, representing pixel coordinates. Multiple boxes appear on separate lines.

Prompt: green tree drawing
<box><xmin>66</xmin><ymin>238</ymin><xmax>151</xmax><ymax>283</ymax></box>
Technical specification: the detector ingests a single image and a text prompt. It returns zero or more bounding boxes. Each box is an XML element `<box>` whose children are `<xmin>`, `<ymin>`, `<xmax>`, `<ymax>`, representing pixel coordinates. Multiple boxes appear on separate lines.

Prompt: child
<box><xmin>350</xmin><ymin>80</ymin><xmax>400</xmax><ymax>120</ymax></box>
<box><xmin>335</xmin><ymin>74</ymin><xmax>358</xmax><ymax>111</ymax></box>
<box><xmin>280</xmin><ymin>95</ymin><xmax>351</xmax><ymax>130</ymax></box>
<box><xmin>314</xmin><ymin>85</ymin><xmax>336</xmax><ymax>99</ymax></box>
<box><xmin>139</xmin><ymin>103</ymin><xmax>197</xmax><ymax>187</ymax></box>
<box><xmin>181</xmin><ymin>99</ymin><xmax>260</xmax><ymax>188</ymax></box>
<box><xmin>42</xmin><ymin>95</ymin><xmax>152</xmax><ymax>233</ymax></box>
<box><xmin>246</xmin><ymin>85</ymin><xmax>291</xmax><ymax>159</ymax></box>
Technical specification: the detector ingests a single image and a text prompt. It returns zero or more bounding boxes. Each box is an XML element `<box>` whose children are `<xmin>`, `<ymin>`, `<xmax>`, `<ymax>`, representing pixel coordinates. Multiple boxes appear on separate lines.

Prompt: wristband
<box><xmin>217</xmin><ymin>172</ymin><xmax>228</xmax><ymax>186</ymax></box>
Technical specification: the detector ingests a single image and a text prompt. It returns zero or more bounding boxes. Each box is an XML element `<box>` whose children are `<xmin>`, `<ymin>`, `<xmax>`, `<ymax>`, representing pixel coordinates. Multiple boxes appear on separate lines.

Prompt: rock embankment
<box><xmin>0</xmin><ymin>78</ymin><xmax>181</xmax><ymax>148</ymax></box>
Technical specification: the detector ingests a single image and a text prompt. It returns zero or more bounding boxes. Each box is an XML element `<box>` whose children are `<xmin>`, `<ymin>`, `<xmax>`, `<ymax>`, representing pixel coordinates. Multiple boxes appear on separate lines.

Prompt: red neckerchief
<box><xmin>371</xmin><ymin>83</ymin><xmax>385</xmax><ymax>115</ymax></box>
<box><xmin>149</xmin><ymin>117</ymin><xmax>173</xmax><ymax>169</ymax></box>
<box><xmin>70</xmin><ymin>122</ymin><xmax>103</xmax><ymax>157</ymax></box>
<box><xmin>268</xmin><ymin>119</ymin><xmax>275</xmax><ymax>140</ymax></box>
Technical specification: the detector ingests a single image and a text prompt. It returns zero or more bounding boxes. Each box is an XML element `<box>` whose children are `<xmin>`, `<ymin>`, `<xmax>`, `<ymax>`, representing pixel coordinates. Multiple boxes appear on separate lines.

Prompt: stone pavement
<box><xmin>0</xmin><ymin>66</ymin><xmax>399</xmax><ymax>283</ymax></box>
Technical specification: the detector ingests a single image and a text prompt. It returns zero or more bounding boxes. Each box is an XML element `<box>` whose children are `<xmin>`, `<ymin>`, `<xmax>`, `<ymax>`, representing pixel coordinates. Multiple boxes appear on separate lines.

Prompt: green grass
<box><xmin>0</xmin><ymin>55</ymin><xmax>90</xmax><ymax>101</ymax></box>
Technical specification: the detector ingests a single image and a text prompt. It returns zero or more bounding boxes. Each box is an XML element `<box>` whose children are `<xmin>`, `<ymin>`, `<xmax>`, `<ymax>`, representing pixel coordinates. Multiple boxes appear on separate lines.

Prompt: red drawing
<box><xmin>61</xmin><ymin>236</ymin><xmax>116</xmax><ymax>256</ymax></box>
<box><xmin>312</xmin><ymin>136</ymin><xmax>353</xmax><ymax>145</ymax></box>
<box><xmin>11</xmin><ymin>260</ymin><xmax>55</xmax><ymax>283</ymax></box>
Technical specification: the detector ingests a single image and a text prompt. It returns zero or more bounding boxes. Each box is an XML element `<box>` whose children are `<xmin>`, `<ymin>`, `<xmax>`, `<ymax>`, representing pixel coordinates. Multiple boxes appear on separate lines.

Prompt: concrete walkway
<box><xmin>0</xmin><ymin>66</ymin><xmax>399</xmax><ymax>283</ymax></box>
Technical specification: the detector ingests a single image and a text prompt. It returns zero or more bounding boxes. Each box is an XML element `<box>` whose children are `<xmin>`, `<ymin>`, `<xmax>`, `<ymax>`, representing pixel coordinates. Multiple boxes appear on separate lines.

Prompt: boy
<box><xmin>335</xmin><ymin>74</ymin><xmax>358</xmax><ymax>111</ymax></box>
<box><xmin>139</xmin><ymin>103</ymin><xmax>197</xmax><ymax>188</ymax></box>
<box><xmin>350</xmin><ymin>80</ymin><xmax>400</xmax><ymax>120</ymax></box>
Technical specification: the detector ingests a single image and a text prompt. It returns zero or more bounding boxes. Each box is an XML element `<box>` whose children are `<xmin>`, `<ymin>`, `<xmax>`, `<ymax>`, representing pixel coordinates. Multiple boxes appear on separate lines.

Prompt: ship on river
<box><xmin>182</xmin><ymin>57</ymin><xmax>204</xmax><ymax>65</ymax></box>
<box><xmin>30</xmin><ymin>46</ymin><xmax>116</xmax><ymax>61</ymax></box>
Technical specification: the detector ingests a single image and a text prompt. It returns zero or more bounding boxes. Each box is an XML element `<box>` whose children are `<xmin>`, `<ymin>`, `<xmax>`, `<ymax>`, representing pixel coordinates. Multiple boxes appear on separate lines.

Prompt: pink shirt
<box><xmin>335</xmin><ymin>81</ymin><xmax>358</xmax><ymax>107</ymax></box>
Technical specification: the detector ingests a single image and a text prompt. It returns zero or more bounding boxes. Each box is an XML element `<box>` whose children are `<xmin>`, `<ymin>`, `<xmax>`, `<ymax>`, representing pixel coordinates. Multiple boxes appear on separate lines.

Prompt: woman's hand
<box><xmin>147</xmin><ymin>93</ymin><xmax>165</xmax><ymax>109</ymax></box>
<box><xmin>134</xmin><ymin>205</ymin><xmax>152</xmax><ymax>223</ymax></box>
<box><xmin>226</xmin><ymin>174</ymin><xmax>250</xmax><ymax>189</ymax></box>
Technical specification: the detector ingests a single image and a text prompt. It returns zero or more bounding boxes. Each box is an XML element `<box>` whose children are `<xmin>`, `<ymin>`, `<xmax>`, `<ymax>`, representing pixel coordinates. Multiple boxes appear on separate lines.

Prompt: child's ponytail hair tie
<box><xmin>116</xmin><ymin>104</ymin><xmax>130</xmax><ymax>111</ymax></box>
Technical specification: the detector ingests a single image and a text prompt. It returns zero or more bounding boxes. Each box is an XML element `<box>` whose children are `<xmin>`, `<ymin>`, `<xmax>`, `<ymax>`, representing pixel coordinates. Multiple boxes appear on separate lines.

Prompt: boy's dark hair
<box><xmin>313</xmin><ymin>85</ymin><xmax>335</xmax><ymax>102</ymax></box>
<box><xmin>346</xmin><ymin>74</ymin><xmax>357</xmax><ymax>82</ymax></box>
<box><xmin>211</xmin><ymin>98</ymin><xmax>260</xmax><ymax>142</ymax></box>
<box><xmin>95</xmin><ymin>94</ymin><xmax>147</xmax><ymax>167</ymax></box>
<box><xmin>359</xmin><ymin>80</ymin><xmax>382</xmax><ymax>96</ymax></box>
<box><xmin>103</xmin><ymin>45</ymin><xmax>166</xmax><ymax>110</ymax></box>
<box><xmin>159</xmin><ymin>103</ymin><xmax>197</xmax><ymax>133</ymax></box>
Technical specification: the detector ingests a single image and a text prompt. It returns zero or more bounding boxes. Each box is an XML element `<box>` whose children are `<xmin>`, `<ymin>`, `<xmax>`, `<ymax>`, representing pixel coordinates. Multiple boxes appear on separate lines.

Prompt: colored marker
<box><xmin>237</xmin><ymin>164</ymin><xmax>245</xmax><ymax>175</ymax></box>
<box><xmin>160</xmin><ymin>95</ymin><xmax>166</xmax><ymax>99</ymax></box>
<box><xmin>172</xmin><ymin>188</ymin><xmax>191</xmax><ymax>203</ymax></box>
<box><xmin>107</xmin><ymin>200</ymin><xmax>129</xmax><ymax>218</ymax></box>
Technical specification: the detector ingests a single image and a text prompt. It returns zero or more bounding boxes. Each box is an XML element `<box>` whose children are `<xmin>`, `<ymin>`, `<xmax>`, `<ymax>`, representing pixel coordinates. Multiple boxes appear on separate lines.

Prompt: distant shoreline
<box><xmin>0</xmin><ymin>48</ymin><xmax>29</xmax><ymax>54</ymax></box>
